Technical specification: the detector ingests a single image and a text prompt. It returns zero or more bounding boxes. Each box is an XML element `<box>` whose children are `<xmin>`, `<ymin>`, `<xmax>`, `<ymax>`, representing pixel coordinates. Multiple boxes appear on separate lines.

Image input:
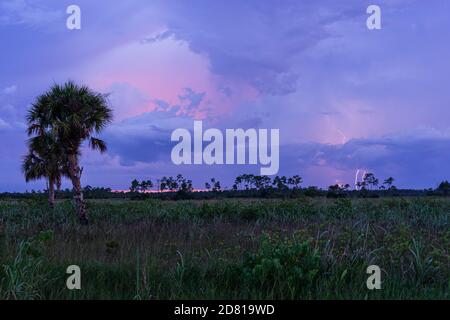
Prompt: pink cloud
<box><xmin>78</xmin><ymin>36</ymin><xmax>258</xmax><ymax>122</ymax></box>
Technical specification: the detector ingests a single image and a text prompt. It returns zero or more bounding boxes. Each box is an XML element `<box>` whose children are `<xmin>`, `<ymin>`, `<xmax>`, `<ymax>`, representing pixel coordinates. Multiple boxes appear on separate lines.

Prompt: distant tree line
<box><xmin>120</xmin><ymin>173</ymin><xmax>450</xmax><ymax>200</ymax></box>
<box><xmin>6</xmin><ymin>170</ymin><xmax>450</xmax><ymax>201</ymax></box>
<box><xmin>326</xmin><ymin>173</ymin><xmax>397</xmax><ymax>198</ymax></box>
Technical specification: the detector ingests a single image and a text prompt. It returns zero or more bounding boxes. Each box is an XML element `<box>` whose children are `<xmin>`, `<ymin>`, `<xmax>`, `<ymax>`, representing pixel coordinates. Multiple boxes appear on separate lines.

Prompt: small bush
<box><xmin>236</xmin><ymin>234</ymin><xmax>322</xmax><ymax>299</ymax></box>
<box><xmin>239</xmin><ymin>206</ymin><xmax>262</xmax><ymax>221</ymax></box>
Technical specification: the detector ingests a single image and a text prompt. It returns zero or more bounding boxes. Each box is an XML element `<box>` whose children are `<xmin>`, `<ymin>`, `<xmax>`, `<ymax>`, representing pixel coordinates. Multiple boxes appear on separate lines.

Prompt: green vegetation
<box><xmin>5</xmin><ymin>82</ymin><xmax>449</xmax><ymax>300</ymax></box>
<box><xmin>24</xmin><ymin>81</ymin><xmax>113</xmax><ymax>224</ymax></box>
<box><xmin>0</xmin><ymin>197</ymin><xmax>448</xmax><ymax>299</ymax></box>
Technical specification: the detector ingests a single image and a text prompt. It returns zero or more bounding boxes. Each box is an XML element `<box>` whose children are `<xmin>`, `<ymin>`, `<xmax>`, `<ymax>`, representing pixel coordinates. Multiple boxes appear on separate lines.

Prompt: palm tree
<box><xmin>287</xmin><ymin>175</ymin><xmax>303</xmax><ymax>190</ymax></box>
<box><xmin>22</xmin><ymin>131</ymin><xmax>66</xmax><ymax>208</ymax></box>
<box><xmin>362</xmin><ymin>173</ymin><xmax>379</xmax><ymax>190</ymax></box>
<box><xmin>27</xmin><ymin>81</ymin><xmax>113</xmax><ymax>224</ymax></box>
<box><xmin>383</xmin><ymin>177</ymin><xmax>395</xmax><ymax>190</ymax></box>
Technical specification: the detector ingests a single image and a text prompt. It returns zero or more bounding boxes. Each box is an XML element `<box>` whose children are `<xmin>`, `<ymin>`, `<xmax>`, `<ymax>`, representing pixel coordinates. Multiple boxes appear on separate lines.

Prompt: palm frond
<box><xmin>89</xmin><ymin>137</ymin><xmax>107</xmax><ymax>153</ymax></box>
<box><xmin>22</xmin><ymin>153</ymin><xmax>46</xmax><ymax>182</ymax></box>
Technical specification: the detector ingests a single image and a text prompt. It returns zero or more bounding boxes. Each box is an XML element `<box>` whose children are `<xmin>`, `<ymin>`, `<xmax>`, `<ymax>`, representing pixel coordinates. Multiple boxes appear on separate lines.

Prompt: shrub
<box><xmin>239</xmin><ymin>206</ymin><xmax>262</xmax><ymax>221</ymax></box>
<box><xmin>236</xmin><ymin>234</ymin><xmax>322</xmax><ymax>299</ymax></box>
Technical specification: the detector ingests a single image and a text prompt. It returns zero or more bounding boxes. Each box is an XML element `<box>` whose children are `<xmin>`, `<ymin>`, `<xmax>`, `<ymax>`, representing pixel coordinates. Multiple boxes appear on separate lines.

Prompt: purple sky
<box><xmin>1</xmin><ymin>0</ymin><xmax>450</xmax><ymax>191</ymax></box>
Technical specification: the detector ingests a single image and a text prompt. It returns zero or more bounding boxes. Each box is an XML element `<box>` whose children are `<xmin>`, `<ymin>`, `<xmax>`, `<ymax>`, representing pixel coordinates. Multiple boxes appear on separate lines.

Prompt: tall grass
<box><xmin>0</xmin><ymin>197</ymin><xmax>448</xmax><ymax>299</ymax></box>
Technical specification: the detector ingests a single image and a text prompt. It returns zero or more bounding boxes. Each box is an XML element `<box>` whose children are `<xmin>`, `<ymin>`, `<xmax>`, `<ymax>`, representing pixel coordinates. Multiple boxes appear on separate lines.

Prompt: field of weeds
<box><xmin>0</xmin><ymin>197</ymin><xmax>448</xmax><ymax>299</ymax></box>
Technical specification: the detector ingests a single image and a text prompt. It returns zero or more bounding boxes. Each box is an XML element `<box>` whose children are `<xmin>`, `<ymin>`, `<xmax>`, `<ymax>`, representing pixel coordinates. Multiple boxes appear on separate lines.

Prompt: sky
<box><xmin>1</xmin><ymin>0</ymin><xmax>450</xmax><ymax>191</ymax></box>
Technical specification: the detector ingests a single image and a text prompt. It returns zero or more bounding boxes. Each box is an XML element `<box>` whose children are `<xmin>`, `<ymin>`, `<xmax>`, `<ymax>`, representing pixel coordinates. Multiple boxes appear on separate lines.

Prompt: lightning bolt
<box><xmin>337</xmin><ymin>129</ymin><xmax>347</xmax><ymax>144</ymax></box>
<box><xmin>354</xmin><ymin>169</ymin><xmax>360</xmax><ymax>190</ymax></box>
<box><xmin>354</xmin><ymin>169</ymin><xmax>367</xmax><ymax>190</ymax></box>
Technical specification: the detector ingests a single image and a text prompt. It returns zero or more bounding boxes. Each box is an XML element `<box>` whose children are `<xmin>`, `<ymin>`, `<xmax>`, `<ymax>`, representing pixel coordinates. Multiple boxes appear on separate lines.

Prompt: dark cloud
<box><xmin>177</xmin><ymin>88</ymin><xmax>206</xmax><ymax>115</ymax></box>
<box><xmin>140</xmin><ymin>30</ymin><xmax>174</xmax><ymax>44</ymax></box>
<box><xmin>155</xmin><ymin>0</ymin><xmax>390</xmax><ymax>95</ymax></box>
<box><xmin>280</xmin><ymin>128</ymin><xmax>450</xmax><ymax>188</ymax></box>
<box><xmin>104</xmin><ymin>109</ymin><xmax>194</xmax><ymax>165</ymax></box>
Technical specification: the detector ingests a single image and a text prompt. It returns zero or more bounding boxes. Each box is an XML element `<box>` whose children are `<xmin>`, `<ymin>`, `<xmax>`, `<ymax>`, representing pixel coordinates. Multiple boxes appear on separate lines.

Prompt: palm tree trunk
<box><xmin>68</xmin><ymin>154</ymin><xmax>88</xmax><ymax>225</ymax></box>
<box><xmin>48</xmin><ymin>177</ymin><xmax>55</xmax><ymax>209</ymax></box>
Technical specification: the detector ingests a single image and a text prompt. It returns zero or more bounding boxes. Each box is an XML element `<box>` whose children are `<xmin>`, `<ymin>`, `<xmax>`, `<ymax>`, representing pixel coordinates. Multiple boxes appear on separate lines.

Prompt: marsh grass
<box><xmin>0</xmin><ymin>197</ymin><xmax>448</xmax><ymax>299</ymax></box>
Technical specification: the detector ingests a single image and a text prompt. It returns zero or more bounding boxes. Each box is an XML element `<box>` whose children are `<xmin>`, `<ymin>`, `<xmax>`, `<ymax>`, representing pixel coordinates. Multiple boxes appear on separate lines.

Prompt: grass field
<box><xmin>0</xmin><ymin>197</ymin><xmax>449</xmax><ymax>299</ymax></box>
